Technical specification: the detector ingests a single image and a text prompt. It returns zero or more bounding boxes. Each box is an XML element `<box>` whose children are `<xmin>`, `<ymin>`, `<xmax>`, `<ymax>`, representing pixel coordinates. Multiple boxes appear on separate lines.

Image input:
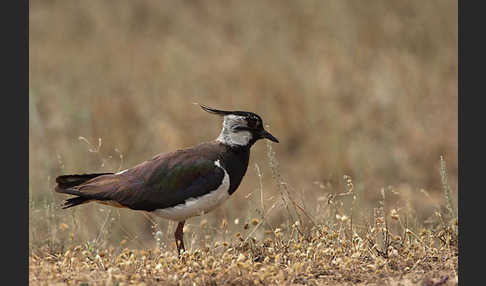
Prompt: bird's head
<box><xmin>199</xmin><ymin>104</ymin><xmax>279</xmax><ymax>147</ymax></box>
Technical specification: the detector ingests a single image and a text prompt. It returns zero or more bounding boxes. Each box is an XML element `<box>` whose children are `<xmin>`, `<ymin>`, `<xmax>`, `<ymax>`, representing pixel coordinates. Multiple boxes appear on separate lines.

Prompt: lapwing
<box><xmin>54</xmin><ymin>104</ymin><xmax>279</xmax><ymax>254</ymax></box>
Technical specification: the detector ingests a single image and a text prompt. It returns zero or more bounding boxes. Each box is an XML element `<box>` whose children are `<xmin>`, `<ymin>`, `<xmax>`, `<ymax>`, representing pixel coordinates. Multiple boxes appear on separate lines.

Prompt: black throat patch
<box><xmin>219</xmin><ymin>144</ymin><xmax>251</xmax><ymax>195</ymax></box>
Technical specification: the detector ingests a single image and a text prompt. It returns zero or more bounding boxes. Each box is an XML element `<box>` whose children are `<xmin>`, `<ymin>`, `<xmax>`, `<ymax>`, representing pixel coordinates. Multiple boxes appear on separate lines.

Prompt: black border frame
<box><xmin>4</xmin><ymin>0</ymin><xmax>29</xmax><ymax>284</ymax></box>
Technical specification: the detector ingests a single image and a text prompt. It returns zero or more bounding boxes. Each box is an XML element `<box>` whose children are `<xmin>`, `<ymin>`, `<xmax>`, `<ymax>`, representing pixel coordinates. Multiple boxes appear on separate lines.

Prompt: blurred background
<box><xmin>30</xmin><ymin>0</ymin><xmax>457</xmax><ymax>250</ymax></box>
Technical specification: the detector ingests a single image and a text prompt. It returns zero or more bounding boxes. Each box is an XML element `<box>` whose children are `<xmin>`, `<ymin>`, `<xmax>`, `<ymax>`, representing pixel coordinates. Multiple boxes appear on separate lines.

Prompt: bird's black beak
<box><xmin>199</xmin><ymin>104</ymin><xmax>232</xmax><ymax>116</ymax></box>
<box><xmin>261</xmin><ymin>129</ymin><xmax>279</xmax><ymax>143</ymax></box>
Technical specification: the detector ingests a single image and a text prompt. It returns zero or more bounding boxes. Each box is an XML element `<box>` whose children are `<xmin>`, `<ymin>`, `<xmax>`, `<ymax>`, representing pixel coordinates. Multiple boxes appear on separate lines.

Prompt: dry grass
<box><xmin>29</xmin><ymin>143</ymin><xmax>458</xmax><ymax>285</ymax></box>
<box><xmin>29</xmin><ymin>1</ymin><xmax>457</xmax><ymax>285</ymax></box>
<box><xmin>29</xmin><ymin>224</ymin><xmax>457</xmax><ymax>286</ymax></box>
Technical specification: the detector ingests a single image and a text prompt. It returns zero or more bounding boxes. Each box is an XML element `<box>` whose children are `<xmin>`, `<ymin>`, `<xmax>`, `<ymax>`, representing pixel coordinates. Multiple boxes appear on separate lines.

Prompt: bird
<box><xmin>54</xmin><ymin>104</ymin><xmax>279</xmax><ymax>254</ymax></box>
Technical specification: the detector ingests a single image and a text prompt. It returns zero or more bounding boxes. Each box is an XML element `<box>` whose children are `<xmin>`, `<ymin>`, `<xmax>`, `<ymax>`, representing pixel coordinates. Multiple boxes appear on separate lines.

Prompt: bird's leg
<box><xmin>174</xmin><ymin>221</ymin><xmax>185</xmax><ymax>255</ymax></box>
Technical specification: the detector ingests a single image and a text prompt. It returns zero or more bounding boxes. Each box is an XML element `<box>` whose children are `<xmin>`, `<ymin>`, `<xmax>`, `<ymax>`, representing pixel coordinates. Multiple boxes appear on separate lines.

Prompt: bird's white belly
<box><xmin>152</xmin><ymin>160</ymin><xmax>230</xmax><ymax>222</ymax></box>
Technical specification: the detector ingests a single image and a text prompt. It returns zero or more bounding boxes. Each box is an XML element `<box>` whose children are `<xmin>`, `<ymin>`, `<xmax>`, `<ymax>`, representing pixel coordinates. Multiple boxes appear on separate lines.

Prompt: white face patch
<box><xmin>216</xmin><ymin>115</ymin><xmax>252</xmax><ymax>146</ymax></box>
<box><xmin>152</xmin><ymin>160</ymin><xmax>231</xmax><ymax>222</ymax></box>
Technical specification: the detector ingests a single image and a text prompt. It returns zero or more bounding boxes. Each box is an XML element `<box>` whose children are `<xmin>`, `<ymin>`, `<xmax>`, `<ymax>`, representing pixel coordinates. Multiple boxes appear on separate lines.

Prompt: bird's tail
<box><xmin>55</xmin><ymin>173</ymin><xmax>113</xmax><ymax>209</ymax></box>
<box><xmin>61</xmin><ymin>196</ymin><xmax>92</xmax><ymax>209</ymax></box>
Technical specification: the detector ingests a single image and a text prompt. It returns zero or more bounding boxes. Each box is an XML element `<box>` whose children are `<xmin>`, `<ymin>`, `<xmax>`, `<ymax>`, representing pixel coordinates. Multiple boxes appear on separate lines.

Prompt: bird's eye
<box><xmin>247</xmin><ymin>117</ymin><xmax>258</xmax><ymax>128</ymax></box>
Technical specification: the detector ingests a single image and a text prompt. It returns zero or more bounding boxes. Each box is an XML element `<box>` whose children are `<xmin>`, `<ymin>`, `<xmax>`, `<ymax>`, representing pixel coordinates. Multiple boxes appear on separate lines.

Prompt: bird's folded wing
<box><xmin>63</xmin><ymin>151</ymin><xmax>225</xmax><ymax>211</ymax></box>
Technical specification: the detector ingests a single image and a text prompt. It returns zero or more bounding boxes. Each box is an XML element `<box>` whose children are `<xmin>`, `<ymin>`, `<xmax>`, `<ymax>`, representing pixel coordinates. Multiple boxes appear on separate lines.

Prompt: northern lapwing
<box><xmin>54</xmin><ymin>104</ymin><xmax>279</xmax><ymax>254</ymax></box>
